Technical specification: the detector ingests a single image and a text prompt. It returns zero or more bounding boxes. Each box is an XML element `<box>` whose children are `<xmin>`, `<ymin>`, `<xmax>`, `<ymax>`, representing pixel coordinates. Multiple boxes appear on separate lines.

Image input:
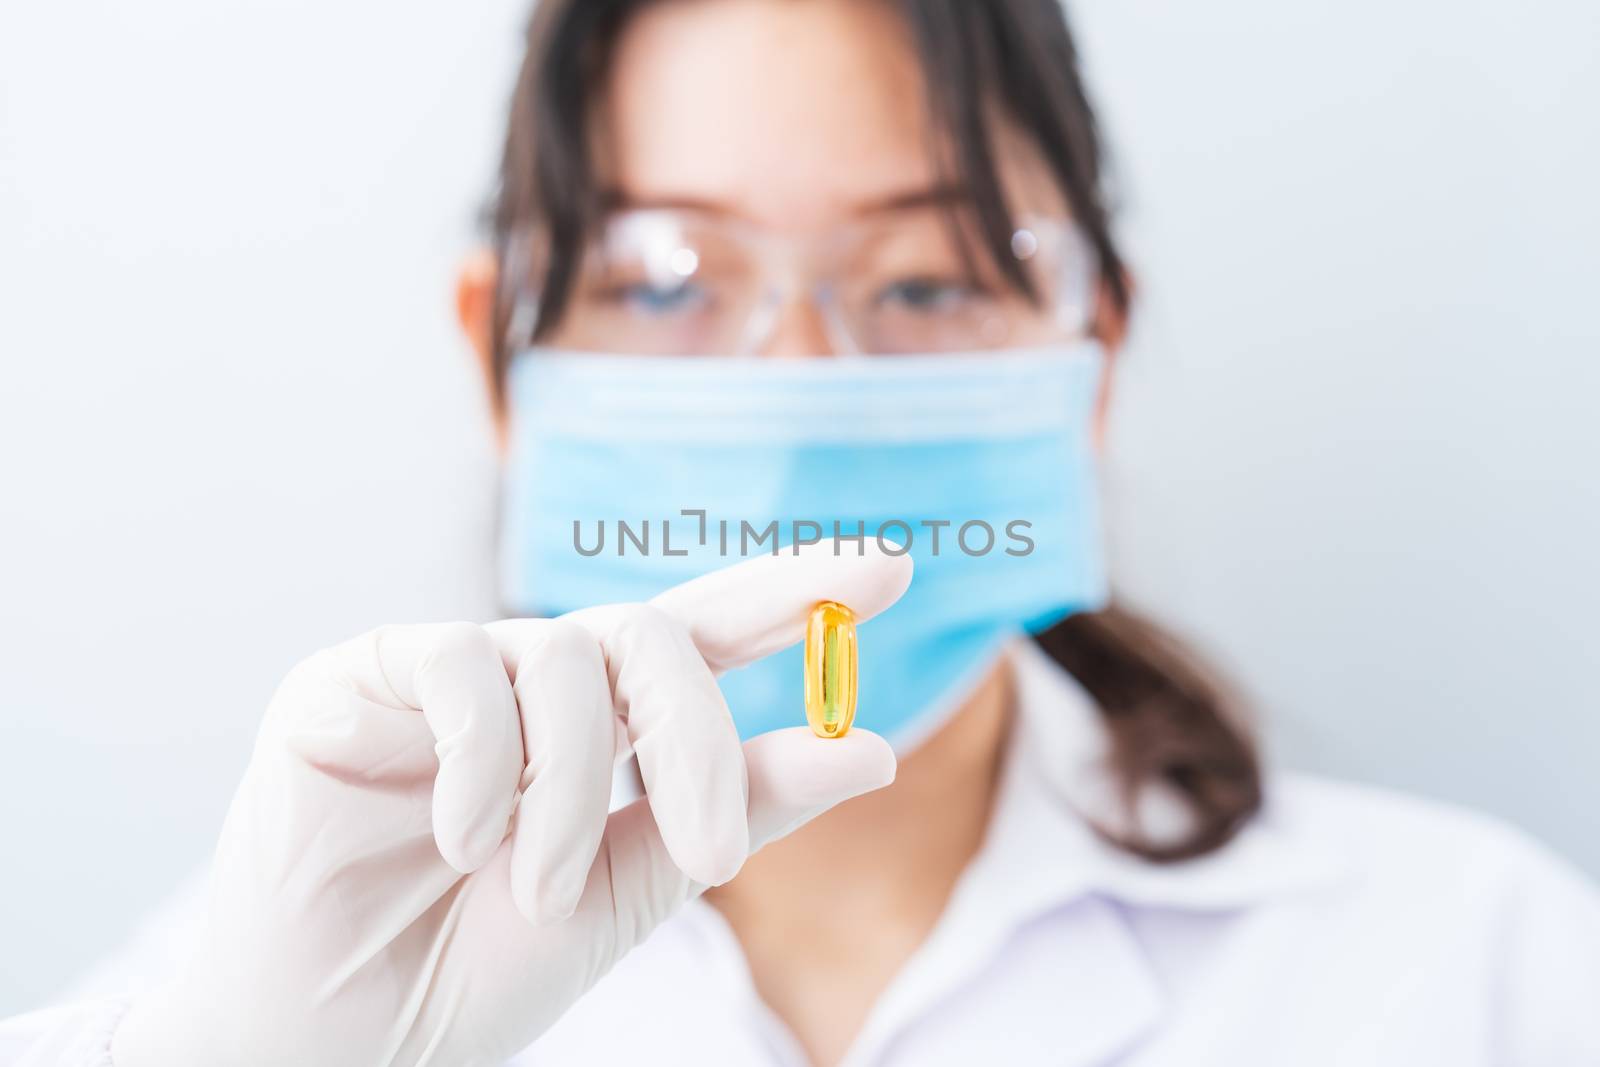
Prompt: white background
<box><xmin>1</xmin><ymin>0</ymin><xmax>1596</xmax><ymax>1016</ymax></box>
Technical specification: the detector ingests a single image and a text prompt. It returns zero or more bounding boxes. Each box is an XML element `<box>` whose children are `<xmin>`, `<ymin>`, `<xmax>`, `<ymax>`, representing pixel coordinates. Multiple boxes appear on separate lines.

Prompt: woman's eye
<box><xmin>873</xmin><ymin>277</ymin><xmax>979</xmax><ymax>313</ymax></box>
<box><xmin>604</xmin><ymin>281</ymin><xmax>708</xmax><ymax>315</ymax></box>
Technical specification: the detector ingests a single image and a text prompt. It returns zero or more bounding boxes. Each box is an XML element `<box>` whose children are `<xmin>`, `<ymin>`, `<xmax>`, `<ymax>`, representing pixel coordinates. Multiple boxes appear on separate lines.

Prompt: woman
<box><xmin>5</xmin><ymin>0</ymin><xmax>1597</xmax><ymax>1064</ymax></box>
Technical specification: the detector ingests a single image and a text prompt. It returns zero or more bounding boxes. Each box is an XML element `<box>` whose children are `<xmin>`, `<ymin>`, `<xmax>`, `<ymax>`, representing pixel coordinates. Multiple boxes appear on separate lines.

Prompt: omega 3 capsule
<box><xmin>804</xmin><ymin>601</ymin><xmax>858</xmax><ymax>738</ymax></box>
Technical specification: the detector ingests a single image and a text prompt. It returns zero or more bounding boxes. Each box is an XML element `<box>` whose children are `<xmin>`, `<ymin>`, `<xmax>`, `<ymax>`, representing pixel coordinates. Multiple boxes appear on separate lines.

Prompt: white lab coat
<box><xmin>4</xmin><ymin>638</ymin><xmax>1598</xmax><ymax>1065</ymax></box>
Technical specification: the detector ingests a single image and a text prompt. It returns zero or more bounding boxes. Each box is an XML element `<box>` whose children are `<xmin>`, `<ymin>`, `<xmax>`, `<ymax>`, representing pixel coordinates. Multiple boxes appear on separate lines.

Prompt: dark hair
<box><xmin>488</xmin><ymin>0</ymin><xmax>1261</xmax><ymax>861</ymax></box>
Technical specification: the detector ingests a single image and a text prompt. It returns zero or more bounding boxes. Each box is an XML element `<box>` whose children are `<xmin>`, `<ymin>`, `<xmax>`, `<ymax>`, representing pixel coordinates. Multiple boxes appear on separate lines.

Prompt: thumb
<box><xmin>742</xmin><ymin>728</ymin><xmax>897</xmax><ymax>849</ymax></box>
<box><xmin>433</xmin><ymin>729</ymin><xmax>896</xmax><ymax>1059</ymax></box>
<box><xmin>586</xmin><ymin>728</ymin><xmax>895</xmax><ymax>959</ymax></box>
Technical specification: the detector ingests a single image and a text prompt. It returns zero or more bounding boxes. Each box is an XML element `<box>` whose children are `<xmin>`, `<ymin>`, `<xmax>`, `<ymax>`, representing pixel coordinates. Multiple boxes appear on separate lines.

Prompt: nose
<box><xmin>756</xmin><ymin>295</ymin><xmax>839</xmax><ymax>358</ymax></box>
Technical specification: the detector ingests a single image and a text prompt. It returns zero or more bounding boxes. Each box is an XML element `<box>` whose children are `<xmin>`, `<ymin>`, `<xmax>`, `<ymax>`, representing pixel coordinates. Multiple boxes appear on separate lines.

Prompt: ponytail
<box><xmin>1034</xmin><ymin>605</ymin><xmax>1263</xmax><ymax>860</ymax></box>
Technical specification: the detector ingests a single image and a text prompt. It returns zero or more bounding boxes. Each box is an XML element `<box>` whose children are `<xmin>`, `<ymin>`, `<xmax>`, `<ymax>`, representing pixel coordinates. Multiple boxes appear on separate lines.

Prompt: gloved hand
<box><xmin>111</xmin><ymin>542</ymin><xmax>910</xmax><ymax>1067</ymax></box>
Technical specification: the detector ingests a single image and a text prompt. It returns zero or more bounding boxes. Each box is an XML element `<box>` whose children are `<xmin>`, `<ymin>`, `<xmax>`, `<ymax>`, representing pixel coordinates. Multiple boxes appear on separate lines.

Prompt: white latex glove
<box><xmin>112</xmin><ymin>542</ymin><xmax>910</xmax><ymax>1067</ymax></box>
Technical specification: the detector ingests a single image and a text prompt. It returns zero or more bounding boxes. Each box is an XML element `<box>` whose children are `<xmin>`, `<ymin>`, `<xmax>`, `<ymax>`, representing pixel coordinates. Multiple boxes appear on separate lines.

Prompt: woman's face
<box><xmin>457</xmin><ymin>0</ymin><xmax>1121</xmax><ymax>430</ymax></box>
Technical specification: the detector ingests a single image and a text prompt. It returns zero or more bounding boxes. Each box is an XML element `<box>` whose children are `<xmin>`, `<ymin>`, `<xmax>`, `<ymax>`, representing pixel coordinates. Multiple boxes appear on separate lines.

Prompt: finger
<box><xmin>648</xmin><ymin>537</ymin><xmax>913</xmax><ymax>674</ymax></box>
<box><xmin>563</xmin><ymin>602</ymin><xmax>750</xmax><ymax>887</ymax></box>
<box><xmin>741</xmin><ymin>728</ymin><xmax>898</xmax><ymax>848</ymax></box>
<box><xmin>483</xmin><ymin>617</ymin><xmax>615</xmax><ymax>925</ymax></box>
<box><xmin>356</xmin><ymin>622</ymin><xmax>523</xmax><ymax>874</ymax></box>
<box><xmin>582</xmin><ymin>728</ymin><xmax>896</xmax><ymax>959</ymax></box>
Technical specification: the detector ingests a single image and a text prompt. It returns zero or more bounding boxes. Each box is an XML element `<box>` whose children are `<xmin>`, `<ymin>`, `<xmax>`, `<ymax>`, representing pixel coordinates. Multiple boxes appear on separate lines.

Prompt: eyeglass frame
<box><xmin>500</xmin><ymin>207</ymin><xmax>1102</xmax><ymax>357</ymax></box>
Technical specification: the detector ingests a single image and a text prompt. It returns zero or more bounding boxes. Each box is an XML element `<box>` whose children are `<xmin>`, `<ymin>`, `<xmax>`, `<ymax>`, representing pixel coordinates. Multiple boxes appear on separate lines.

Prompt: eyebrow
<box><xmin>600</xmin><ymin>183</ymin><xmax>972</xmax><ymax>220</ymax></box>
<box><xmin>855</xmin><ymin>184</ymin><xmax>971</xmax><ymax>216</ymax></box>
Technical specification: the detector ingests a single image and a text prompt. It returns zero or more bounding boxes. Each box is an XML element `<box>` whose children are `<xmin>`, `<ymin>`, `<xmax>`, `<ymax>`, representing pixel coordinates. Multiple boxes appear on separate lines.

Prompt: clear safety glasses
<box><xmin>504</xmin><ymin>205</ymin><xmax>1099</xmax><ymax>357</ymax></box>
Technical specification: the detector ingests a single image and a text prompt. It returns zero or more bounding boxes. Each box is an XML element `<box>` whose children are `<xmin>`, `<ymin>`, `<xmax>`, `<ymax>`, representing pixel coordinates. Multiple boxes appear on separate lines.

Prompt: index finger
<box><xmin>647</xmin><ymin>538</ymin><xmax>913</xmax><ymax>674</ymax></box>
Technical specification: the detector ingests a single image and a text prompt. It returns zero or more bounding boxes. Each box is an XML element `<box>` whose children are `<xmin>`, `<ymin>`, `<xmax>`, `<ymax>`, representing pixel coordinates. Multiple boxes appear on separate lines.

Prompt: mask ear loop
<box><xmin>1032</xmin><ymin>218</ymin><xmax>1099</xmax><ymax>342</ymax></box>
<box><xmin>500</xmin><ymin>228</ymin><xmax>543</xmax><ymax>354</ymax></box>
<box><xmin>506</xmin><ymin>298</ymin><xmax>540</xmax><ymax>354</ymax></box>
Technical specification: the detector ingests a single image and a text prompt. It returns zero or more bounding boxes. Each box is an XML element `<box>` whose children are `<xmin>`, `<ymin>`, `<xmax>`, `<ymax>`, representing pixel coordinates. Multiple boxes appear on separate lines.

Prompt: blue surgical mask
<box><xmin>499</xmin><ymin>344</ymin><xmax>1109</xmax><ymax>750</ymax></box>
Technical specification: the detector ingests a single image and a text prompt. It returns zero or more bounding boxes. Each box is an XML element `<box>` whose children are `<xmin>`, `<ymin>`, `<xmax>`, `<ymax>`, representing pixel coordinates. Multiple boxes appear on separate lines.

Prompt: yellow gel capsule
<box><xmin>804</xmin><ymin>601</ymin><xmax>858</xmax><ymax>739</ymax></box>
